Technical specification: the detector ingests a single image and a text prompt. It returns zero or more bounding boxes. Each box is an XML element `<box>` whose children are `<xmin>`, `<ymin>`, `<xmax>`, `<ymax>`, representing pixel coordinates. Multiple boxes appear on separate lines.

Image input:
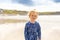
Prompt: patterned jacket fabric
<box><xmin>24</xmin><ymin>21</ymin><xmax>41</xmax><ymax>40</ymax></box>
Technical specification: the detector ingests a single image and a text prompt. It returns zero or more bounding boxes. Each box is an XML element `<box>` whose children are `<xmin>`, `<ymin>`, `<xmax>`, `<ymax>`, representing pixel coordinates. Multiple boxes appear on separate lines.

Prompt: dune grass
<box><xmin>0</xmin><ymin>19</ymin><xmax>27</xmax><ymax>24</ymax></box>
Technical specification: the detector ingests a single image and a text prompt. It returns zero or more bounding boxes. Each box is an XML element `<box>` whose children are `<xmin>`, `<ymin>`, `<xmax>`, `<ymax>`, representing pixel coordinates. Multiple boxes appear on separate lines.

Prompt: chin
<box><xmin>33</xmin><ymin>19</ymin><xmax>36</xmax><ymax>21</ymax></box>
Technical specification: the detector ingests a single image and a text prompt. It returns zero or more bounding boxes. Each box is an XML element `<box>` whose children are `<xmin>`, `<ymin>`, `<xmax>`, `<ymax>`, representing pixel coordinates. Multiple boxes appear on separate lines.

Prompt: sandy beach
<box><xmin>0</xmin><ymin>15</ymin><xmax>60</xmax><ymax>40</ymax></box>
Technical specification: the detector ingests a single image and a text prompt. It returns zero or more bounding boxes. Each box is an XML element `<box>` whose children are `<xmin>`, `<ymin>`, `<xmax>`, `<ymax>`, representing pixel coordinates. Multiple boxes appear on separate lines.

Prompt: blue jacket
<box><xmin>24</xmin><ymin>21</ymin><xmax>41</xmax><ymax>40</ymax></box>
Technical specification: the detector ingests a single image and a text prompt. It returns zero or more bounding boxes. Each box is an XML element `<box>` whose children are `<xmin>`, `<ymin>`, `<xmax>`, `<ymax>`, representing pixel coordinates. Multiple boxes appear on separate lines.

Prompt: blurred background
<box><xmin>0</xmin><ymin>0</ymin><xmax>60</xmax><ymax>40</ymax></box>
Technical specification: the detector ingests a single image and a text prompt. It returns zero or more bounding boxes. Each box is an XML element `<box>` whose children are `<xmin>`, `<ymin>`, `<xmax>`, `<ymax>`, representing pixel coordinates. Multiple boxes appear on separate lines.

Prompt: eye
<box><xmin>32</xmin><ymin>15</ymin><xmax>33</xmax><ymax>16</ymax></box>
<box><xmin>34</xmin><ymin>15</ymin><xmax>36</xmax><ymax>17</ymax></box>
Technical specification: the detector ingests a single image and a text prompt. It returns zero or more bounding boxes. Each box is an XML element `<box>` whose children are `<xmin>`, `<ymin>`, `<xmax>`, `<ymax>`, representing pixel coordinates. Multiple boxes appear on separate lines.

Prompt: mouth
<box><xmin>33</xmin><ymin>18</ymin><xmax>36</xmax><ymax>19</ymax></box>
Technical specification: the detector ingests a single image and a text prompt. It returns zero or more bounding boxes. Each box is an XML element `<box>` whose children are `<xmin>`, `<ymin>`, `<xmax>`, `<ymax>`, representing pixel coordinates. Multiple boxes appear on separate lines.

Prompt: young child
<box><xmin>24</xmin><ymin>10</ymin><xmax>41</xmax><ymax>40</ymax></box>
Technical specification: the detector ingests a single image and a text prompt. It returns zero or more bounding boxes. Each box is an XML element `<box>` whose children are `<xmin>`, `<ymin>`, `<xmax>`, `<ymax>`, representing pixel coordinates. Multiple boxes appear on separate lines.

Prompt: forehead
<box><xmin>29</xmin><ymin>11</ymin><xmax>38</xmax><ymax>15</ymax></box>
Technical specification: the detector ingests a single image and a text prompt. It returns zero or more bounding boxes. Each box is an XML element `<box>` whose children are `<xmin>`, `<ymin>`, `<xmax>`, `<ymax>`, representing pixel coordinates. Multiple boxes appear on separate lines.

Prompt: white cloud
<box><xmin>0</xmin><ymin>0</ymin><xmax>60</xmax><ymax>12</ymax></box>
<box><xmin>0</xmin><ymin>0</ymin><xmax>12</xmax><ymax>3</ymax></box>
<box><xmin>0</xmin><ymin>3</ymin><xmax>30</xmax><ymax>11</ymax></box>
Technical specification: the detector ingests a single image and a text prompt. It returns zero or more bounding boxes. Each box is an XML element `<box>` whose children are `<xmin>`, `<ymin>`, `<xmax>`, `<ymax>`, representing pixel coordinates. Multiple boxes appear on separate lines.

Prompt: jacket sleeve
<box><xmin>24</xmin><ymin>24</ymin><xmax>28</xmax><ymax>40</ymax></box>
<box><xmin>37</xmin><ymin>23</ymin><xmax>41</xmax><ymax>40</ymax></box>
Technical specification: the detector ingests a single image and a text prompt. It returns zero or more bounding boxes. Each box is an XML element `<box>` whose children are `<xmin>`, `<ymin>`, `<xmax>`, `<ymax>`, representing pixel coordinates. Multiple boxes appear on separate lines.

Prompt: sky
<box><xmin>0</xmin><ymin>0</ymin><xmax>60</xmax><ymax>12</ymax></box>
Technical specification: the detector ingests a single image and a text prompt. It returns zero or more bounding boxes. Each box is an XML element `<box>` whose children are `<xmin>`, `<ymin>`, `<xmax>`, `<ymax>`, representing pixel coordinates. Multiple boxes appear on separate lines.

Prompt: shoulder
<box><xmin>25</xmin><ymin>21</ymin><xmax>30</xmax><ymax>26</ymax></box>
<box><xmin>25</xmin><ymin>21</ymin><xmax>31</xmax><ymax>28</ymax></box>
<box><xmin>25</xmin><ymin>21</ymin><xmax>30</xmax><ymax>25</ymax></box>
<box><xmin>35</xmin><ymin>21</ymin><xmax>40</xmax><ymax>25</ymax></box>
<box><xmin>35</xmin><ymin>21</ymin><xmax>41</xmax><ymax>27</ymax></box>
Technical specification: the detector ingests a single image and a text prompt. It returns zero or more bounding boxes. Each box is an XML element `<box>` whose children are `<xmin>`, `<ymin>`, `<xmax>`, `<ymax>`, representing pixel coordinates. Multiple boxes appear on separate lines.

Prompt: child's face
<box><xmin>29</xmin><ymin>11</ymin><xmax>38</xmax><ymax>21</ymax></box>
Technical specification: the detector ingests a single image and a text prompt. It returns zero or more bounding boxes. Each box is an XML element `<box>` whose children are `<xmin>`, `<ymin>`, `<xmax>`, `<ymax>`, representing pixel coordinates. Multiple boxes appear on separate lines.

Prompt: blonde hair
<box><xmin>28</xmin><ymin>9</ymin><xmax>38</xmax><ymax>16</ymax></box>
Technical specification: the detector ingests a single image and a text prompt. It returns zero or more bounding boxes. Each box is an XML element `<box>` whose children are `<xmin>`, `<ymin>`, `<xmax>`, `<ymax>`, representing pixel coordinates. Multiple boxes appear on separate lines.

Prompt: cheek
<box><xmin>33</xmin><ymin>16</ymin><xmax>37</xmax><ymax>18</ymax></box>
<box><xmin>33</xmin><ymin>17</ymin><xmax>37</xmax><ymax>19</ymax></box>
<box><xmin>29</xmin><ymin>16</ymin><xmax>33</xmax><ymax>19</ymax></box>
